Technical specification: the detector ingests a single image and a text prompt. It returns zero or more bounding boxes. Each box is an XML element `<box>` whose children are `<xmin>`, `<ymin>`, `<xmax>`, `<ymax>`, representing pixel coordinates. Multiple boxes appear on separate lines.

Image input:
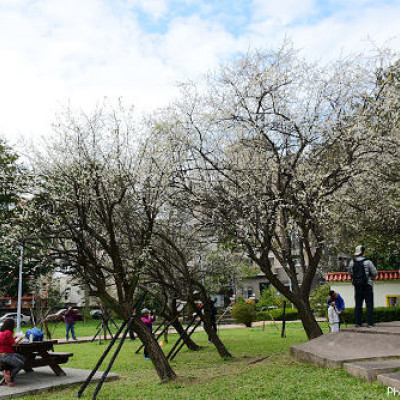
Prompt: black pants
<box><xmin>354</xmin><ymin>284</ymin><xmax>374</xmax><ymax>326</ymax></box>
<box><xmin>1</xmin><ymin>353</ymin><xmax>26</xmax><ymax>382</ymax></box>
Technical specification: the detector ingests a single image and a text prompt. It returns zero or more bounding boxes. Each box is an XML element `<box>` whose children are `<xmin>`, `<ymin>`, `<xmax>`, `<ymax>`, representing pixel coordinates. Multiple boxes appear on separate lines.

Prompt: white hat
<box><xmin>141</xmin><ymin>308</ymin><xmax>150</xmax><ymax>315</ymax></box>
<box><xmin>354</xmin><ymin>245</ymin><xmax>365</xmax><ymax>256</ymax></box>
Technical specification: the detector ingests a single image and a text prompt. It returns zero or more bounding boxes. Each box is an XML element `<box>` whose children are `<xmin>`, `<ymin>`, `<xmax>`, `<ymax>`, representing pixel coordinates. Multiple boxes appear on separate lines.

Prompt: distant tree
<box><xmin>0</xmin><ymin>139</ymin><xmax>51</xmax><ymax>300</ymax></box>
<box><xmin>0</xmin><ymin>138</ymin><xmax>21</xmax><ymax>296</ymax></box>
<box><xmin>327</xmin><ymin>59</ymin><xmax>400</xmax><ymax>270</ymax></box>
<box><xmin>143</xmin><ymin>211</ymin><xmax>233</xmax><ymax>358</ymax></box>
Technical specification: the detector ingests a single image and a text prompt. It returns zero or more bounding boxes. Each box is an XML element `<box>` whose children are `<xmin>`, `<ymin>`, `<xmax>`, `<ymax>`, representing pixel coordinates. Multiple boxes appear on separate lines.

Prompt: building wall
<box><xmin>50</xmin><ymin>271</ymin><xmax>87</xmax><ymax>307</ymax></box>
<box><xmin>240</xmin><ymin>250</ymin><xmax>304</xmax><ymax>300</ymax></box>
<box><xmin>241</xmin><ymin>276</ymin><xmax>270</xmax><ymax>299</ymax></box>
<box><xmin>329</xmin><ymin>281</ymin><xmax>400</xmax><ymax>308</ymax></box>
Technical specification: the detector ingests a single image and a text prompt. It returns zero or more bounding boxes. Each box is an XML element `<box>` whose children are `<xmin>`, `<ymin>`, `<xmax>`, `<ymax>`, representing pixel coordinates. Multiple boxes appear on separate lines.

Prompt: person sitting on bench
<box><xmin>0</xmin><ymin>319</ymin><xmax>26</xmax><ymax>387</ymax></box>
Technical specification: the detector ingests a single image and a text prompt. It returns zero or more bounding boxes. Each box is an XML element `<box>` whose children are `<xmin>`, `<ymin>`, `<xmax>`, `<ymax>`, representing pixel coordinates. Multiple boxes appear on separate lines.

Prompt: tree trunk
<box><xmin>295</xmin><ymin>298</ymin><xmax>323</xmax><ymax>340</ymax></box>
<box><xmin>200</xmin><ymin>314</ymin><xmax>232</xmax><ymax>358</ymax></box>
<box><xmin>171</xmin><ymin>320</ymin><xmax>201</xmax><ymax>351</ymax></box>
<box><xmin>131</xmin><ymin>317</ymin><xmax>177</xmax><ymax>382</ymax></box>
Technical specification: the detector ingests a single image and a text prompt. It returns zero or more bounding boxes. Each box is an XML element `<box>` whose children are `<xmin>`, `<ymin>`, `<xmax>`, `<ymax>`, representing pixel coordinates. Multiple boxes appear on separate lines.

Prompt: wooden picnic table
<box><xmin>15</xmin><ymin>340</ymin><xmax>73</xmax><ymax>376</ymax></box>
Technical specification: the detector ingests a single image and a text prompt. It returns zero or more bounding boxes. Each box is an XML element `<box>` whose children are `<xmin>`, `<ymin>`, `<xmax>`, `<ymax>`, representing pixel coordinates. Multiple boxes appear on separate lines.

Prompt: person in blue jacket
<box><xmin>327</xmin><ymin>290</ymin><xmax>345</xmax><ymax>331</ymax></box>
<box><xmin>327</xmin><ymin>290</ymin><xmax>345</xmax><ymax>312</ymax></box>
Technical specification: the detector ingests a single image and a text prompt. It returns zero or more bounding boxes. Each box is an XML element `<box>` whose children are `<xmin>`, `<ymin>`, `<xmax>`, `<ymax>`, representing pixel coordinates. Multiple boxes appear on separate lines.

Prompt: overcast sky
<box><xmin>1</xmin><ymin>0</ymin><xmax>400</xmax><ymax>146</ymax></box>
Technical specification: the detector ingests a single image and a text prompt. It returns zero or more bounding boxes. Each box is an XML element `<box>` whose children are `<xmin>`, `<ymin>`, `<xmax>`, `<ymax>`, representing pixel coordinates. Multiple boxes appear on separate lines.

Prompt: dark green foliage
<box><xmin>363</xmin><ymin>234</ymin><xmax>400</xmax><ymax>271</ymax></box>
<box><xmin>257</xmin><ymin>286</ymin><xmax>285</xmax><ymax>310</ymax></box>
<box><xmin>309</xmin><ymin>283</ymin><xmax>330</xmax><ymax>317</ymax></box>
<box><xmin>341</xmin><ymin>306</ymin><xmax>400</xmax><ymax>324</ymax></box>
<box><xmin>0</xmin><ymin>139</ymin><xmax>53</xmax><ymax>298</ymax></box>
<box><xmin>231</xmin><ymin>301</ymin><xmax>256</xmax><ymax>327</ymax></box>
<box><xmin>0</xmin><ymin>139</ymin><xmax>22</xmax><ymax>296</ymax></box>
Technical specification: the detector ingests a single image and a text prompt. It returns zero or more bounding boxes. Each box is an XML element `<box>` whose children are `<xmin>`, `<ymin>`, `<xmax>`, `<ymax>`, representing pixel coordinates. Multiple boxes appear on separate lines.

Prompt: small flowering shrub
<box><xmin>231</xmin><ymin>301</ymin><xmax>256</xmax><ymax>327</ymax></box>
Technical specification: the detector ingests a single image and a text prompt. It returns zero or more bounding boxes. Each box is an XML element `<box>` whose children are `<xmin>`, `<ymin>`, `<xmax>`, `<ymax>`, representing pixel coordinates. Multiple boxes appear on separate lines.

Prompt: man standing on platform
<box><xmin>348</xmin><ymin>245</ymin><xmax>377</xmax><ymax>328</ymax></box>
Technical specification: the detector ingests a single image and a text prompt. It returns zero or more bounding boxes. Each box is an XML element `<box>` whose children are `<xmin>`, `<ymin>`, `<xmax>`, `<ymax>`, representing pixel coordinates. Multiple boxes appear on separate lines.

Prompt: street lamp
<box><xmin>16</xmin><ymin>242</ymin><xmax>24</xmax><ymax>332</ymax></box>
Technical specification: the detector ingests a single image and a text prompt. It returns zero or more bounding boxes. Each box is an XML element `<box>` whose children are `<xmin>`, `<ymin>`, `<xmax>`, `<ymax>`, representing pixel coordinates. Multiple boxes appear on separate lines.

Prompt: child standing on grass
<box><xmin>141</xmin><ymin>309</ymin><xmax>156</xmax><ymax>360</ymax></box>
<box><xmin>0</xmin><ymin>319</ymin><xmax>26</xmax><ymax>387</ymax></box>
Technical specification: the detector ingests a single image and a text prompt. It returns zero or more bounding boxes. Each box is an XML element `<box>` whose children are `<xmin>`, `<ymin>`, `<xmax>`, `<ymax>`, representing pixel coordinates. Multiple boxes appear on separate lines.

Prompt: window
<box><xmin>386</xmin><ymin>295</ymin><xmax>400</xmax><ymax>307</ymax></box>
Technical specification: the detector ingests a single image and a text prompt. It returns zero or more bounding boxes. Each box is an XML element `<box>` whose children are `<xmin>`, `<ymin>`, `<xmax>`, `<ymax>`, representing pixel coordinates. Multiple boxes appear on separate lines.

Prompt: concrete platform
<box><xmin>374</xmin><ymin>322</ymin><xmax>400</xmax><ymax>328</ymax></box>
<box><xmin>343</xmin><ymin>359</ymin><xmax>400</xmax><ymax>381</ymax></box>
<box><xmin>0</xmin><ymin>367</ymin><xmax>119</xmax><ymax>399</ymax></box>
<box><xmin>291</xmin><ymin>331</ymin><xmax>400</xmax><ymax>368</ymax></box>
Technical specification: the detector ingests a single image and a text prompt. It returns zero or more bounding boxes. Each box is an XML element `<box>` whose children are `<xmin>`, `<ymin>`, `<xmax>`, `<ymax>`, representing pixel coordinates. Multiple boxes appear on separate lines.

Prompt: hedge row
<box><xmin>341</xmin><ymin>306</ymin><xmax>400</xmax><ymax>324</ymax></box>
<box><xmin>256</xmin><ymin>308</ymin><xmax>299</xmax><ymax>321</ymax></box>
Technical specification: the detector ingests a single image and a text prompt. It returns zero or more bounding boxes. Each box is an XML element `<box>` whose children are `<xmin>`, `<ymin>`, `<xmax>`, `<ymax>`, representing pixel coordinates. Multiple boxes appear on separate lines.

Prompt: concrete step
<box><xmin>291</xmin><ymin>331</ymin><xmax>400</xmax><ymax>368</ymax></box>
<box><xmin>375</xmin><ymin>322</ymin><xmax>400</xmax><ymax>328</ymax></box>
<box><xmin>342</xmin><ymin>326</ymin><xmax>400</xmax><ymax>336</ymax></box>
<box><xmin>343</xmin><ymin>359</ymin><xmax>400</xmax><ymax>381</ymax></box>
<box><xmin>377</xmin><ymin>371</ymin><xmax>400</xmax><ymax>391</ymax></box>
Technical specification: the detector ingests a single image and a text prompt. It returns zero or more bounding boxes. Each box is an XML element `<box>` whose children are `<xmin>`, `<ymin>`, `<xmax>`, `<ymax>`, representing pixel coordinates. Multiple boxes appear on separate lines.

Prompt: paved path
<box><xmin>0</xmin><ymin>367</ymin><xmax>118</xmax><ymax>400</ymax></box>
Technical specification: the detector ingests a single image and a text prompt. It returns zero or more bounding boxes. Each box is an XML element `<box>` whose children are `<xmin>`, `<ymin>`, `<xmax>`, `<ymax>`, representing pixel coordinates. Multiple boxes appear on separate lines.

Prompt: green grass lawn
<box><xmin>41</xmin><ymin>319</ymin><xmax>123</xmax><ymax>340</ymax></box>
<box><xmin>20</xmin><ymin>322</ymin><xmax>390</xmax><ymax>400</ymax></box>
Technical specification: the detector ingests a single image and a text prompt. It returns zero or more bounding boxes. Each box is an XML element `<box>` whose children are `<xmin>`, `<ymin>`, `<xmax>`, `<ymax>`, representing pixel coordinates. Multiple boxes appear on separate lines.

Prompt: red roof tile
<box><xmin>326</xmin><ymin>271</ymin><xmax>400</xmax><ymax>282</ymax></box>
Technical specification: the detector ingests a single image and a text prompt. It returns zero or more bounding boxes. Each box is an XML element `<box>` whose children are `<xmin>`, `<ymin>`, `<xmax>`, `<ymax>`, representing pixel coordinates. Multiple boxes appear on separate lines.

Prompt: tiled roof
<box><xmin>326</xmin><ymin>271</ymin><xmax>400</xmax><ymax>282</ymax></box>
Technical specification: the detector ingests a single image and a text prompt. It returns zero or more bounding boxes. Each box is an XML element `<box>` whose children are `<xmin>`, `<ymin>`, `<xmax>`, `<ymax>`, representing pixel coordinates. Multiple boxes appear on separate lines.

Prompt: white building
<box><xmin>327</xmin><ymin>271</ymin><xmax>400</xmax><ymax>308</ymax></box>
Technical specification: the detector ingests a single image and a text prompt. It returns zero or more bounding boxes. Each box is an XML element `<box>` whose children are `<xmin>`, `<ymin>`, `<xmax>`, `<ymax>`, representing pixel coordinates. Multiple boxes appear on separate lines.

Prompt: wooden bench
<box><xmin>24</xmin><ymin>352</ymin><xmax>73</xmax><ymax>372</ymax></box>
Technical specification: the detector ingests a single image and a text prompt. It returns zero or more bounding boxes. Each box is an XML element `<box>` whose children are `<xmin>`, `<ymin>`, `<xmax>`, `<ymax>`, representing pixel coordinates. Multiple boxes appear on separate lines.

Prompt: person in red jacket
<box><xmin>141</xmin><ymin>309</ymin><xmax>156</xmax><ymax>360</ymax></box>
<box><xmin>0</xmin><ymin>319</ymin><xmax>25</xmax><ymax>386</ymax></box>
<box><xmin>64</xmin><ymin>307</ymin><xmax>78</xmax><ymax>341</ymax></box>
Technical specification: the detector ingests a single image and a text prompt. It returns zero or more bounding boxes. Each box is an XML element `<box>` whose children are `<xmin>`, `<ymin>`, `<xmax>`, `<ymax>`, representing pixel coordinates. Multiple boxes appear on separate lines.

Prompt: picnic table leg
<box><xmin>47</xmin><ymin>363</ymin><xmax>66</xmax><ymax>376</ymax></box>
<box><xmin>22</xmin><ymin>355</ymin><xmax>35</xmax><ymax>373</ymax></box>
<box><xmin>39</xmin><ymin>351</ymin><xmax>67</xmax><ymax>376</ymax></box>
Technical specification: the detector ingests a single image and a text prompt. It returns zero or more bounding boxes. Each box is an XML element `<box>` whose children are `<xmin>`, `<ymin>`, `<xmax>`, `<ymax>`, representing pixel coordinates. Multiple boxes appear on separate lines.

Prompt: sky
<box><xmin>1</xmin><ymin>0</ymin><xmax>400</xmax><ymax>146</ymax></box>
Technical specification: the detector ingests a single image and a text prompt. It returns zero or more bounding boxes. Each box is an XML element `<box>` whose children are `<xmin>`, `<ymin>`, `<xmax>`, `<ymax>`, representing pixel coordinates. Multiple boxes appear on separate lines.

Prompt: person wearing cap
<box><xmin>348</xmin><ymin>245</ymin><xmax>377</xmax><ymax>327</ymax></box>
<box><xmin>141</xmin><ymin>309</ymin><xmax>156</xmax><ymax>360</ymax></box>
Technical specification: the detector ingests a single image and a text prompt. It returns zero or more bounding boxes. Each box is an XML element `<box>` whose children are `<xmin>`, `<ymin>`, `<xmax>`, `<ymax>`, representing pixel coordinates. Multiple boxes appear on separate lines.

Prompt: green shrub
<box><xmin>256</xmin><ymin>308</ymin><xmax>299</xmax><ymax>321</ymax></box>
<box><xmin>341</xmin><ymin>306</ymin><xmax>400</xmax><ymax>324</ymax></box>
<box><xmin>231</xmin><ymin>302</ymin><xmax>256</xmax><ymax>327</ymax></box>
<box><xmin>257</xmin><ymin>287</ymin><xmax>285</xmax><ymax>310</ymax></box>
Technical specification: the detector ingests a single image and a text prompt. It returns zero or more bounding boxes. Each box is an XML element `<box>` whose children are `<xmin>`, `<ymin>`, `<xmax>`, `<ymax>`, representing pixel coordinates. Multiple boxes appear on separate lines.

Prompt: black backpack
<box><xmin>352</xmin><ymin>258</ymin><xmax>368</xmax><ymax>285</ymax></box>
